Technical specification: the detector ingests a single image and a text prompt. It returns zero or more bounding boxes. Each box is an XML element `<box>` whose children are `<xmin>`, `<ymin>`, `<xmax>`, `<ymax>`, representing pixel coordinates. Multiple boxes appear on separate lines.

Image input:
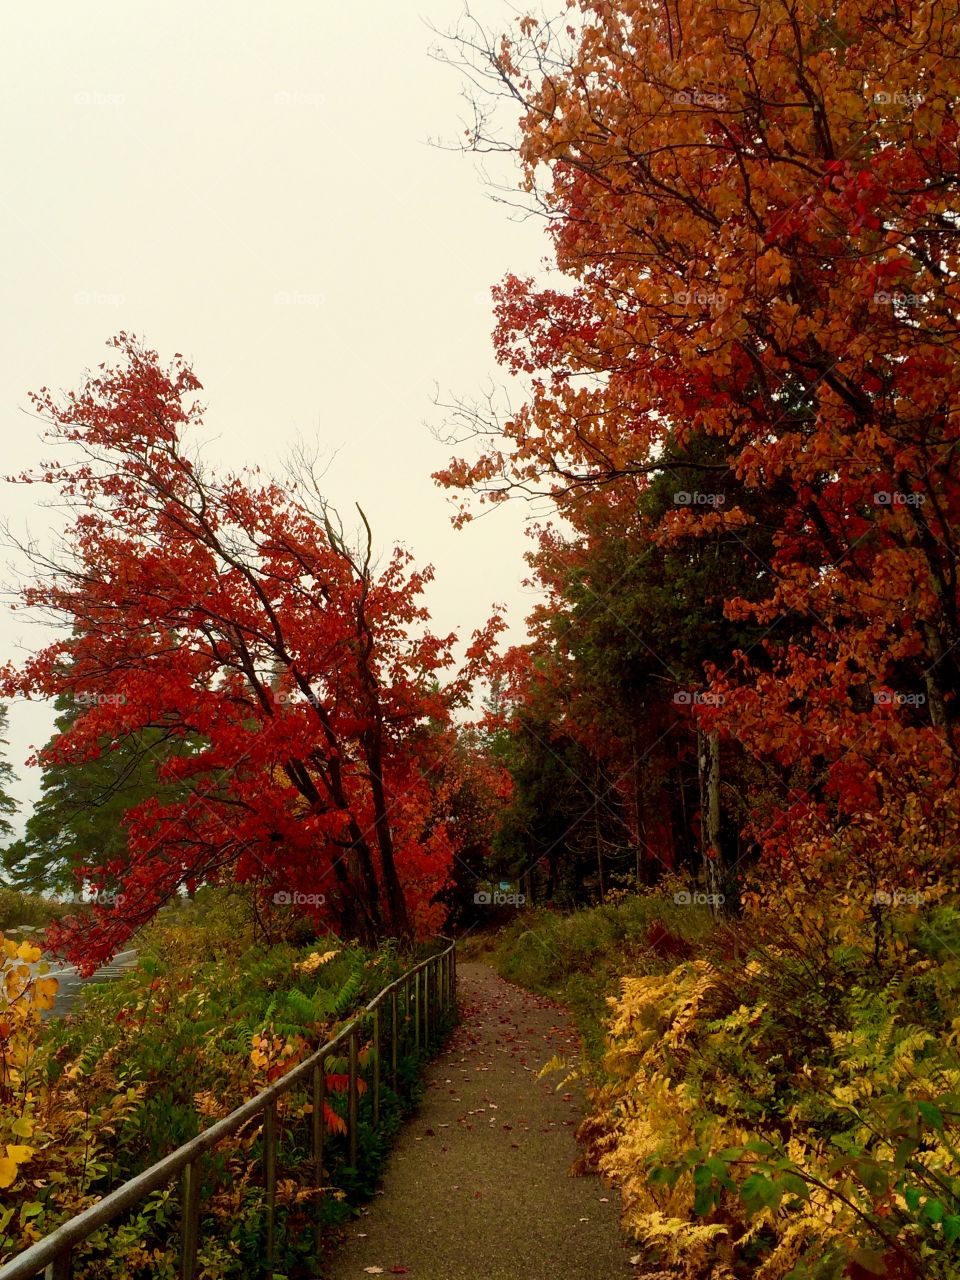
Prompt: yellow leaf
<box><xmin>16</xmin><ymin>943</ymin><xmax>41</xmax><ymax>964</ymax></box>
<box><xmin>32</xmin><ymin>978</ymin><xmax>58</xmax><ymax>1010</ymax></box>
<box><xmin>6</xmin><ymin>1145</ymin><xmax>33</xmax><ymax>1163</ymax></box>
<box><xmin>0</xmin><ymin>1157</ymin><xmax>18</xmax><ymax>1188</ymax></box>
<box><xmin>296</xmin><ymin>948</ymin><xmax>340</xmax><ymax>974</ymax></box>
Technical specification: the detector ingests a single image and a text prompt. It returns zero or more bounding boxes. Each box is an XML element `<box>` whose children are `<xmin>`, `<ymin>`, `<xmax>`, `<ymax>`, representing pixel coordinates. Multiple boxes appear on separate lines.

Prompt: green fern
<box><xmin>331</xmin><ymin>961</ymin><xmax>364</xmax><ymax>1018</ymax></box>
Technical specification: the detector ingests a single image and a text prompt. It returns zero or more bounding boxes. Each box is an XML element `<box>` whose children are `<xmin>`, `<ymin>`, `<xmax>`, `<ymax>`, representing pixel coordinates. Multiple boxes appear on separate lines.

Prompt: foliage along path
<box><xmin>323</xmin><ymin>961</ymin><xmax>634</xmax><ymax>1280</ymax></box>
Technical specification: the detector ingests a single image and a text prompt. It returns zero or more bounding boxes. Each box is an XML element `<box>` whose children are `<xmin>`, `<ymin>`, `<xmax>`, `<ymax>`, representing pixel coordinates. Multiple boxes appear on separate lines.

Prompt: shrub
<box><xmin>0</xmin><ymin>912</ymin><xmax>449</xmax><ymax>1277</ymax></box>
<box><xmin>579</xmin><ymin>889</ymin><xmax>960</xmax><ymax>1279</ymax></box>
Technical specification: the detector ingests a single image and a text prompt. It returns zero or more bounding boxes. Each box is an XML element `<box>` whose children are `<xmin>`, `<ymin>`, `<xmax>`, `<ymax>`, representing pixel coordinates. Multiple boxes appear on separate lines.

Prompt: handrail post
<box><xmin>312</xmin><ymin>1060</ymin><xmax>325</xmax><ymax>1265</ymax></box>
<box><xmin>312</xmin><ymin>1061</ymin><xmax>325</xmax><ymax>1185</ymax></box>
<box><xmin>180</xmin><ymin>1158</ymin><xmax>201</xmax><ymax>1280</ymax></box>
<box><xmin>407</xmin><ymin>971</ymin><xmax>412</xmax><ymax>1057</ymax></box>
<box><xmin>414</xmin><ymin>969</ymin><xmax>421</xmax><ymax>1058</ymax></box>
<box><xmin>264</xmin><ymin>1101</ymin><xmax>278</xmax><ymax>1278</ymax></box>
<box><xmin>44</xmin><ymin>1252</ymin><xmax>72</xmax><ymax>1280</ymax></box>
<box><xmin>372</xmin><ymin>1006</ymin><xmax>381</xmax><ymax>1128</ymax></box>
<box><xmin>424</xmin><ymin>962</ymin><xmax>431</xmax><ymax>1048</ymax></box>
<box><xmin>348</xmin><ymin>1026</ymin><xmax>359</xmax><ymax>1167</ymax></box>
<box><xmin>390</xmin><ymin>987</ymin><xmax>398</xmax><ymax>1091</ymax></box>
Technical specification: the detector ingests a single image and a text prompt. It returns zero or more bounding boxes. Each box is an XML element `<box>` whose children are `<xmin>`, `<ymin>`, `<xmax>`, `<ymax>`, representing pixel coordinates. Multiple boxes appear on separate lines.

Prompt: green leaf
<box><xmin>692</xmin><ymin>1184</ymin><xmax>716</xmax><ymax>1216</ymax></box>
<box><xmin>647</xmin><ymin>1163</ymin><xmax>681</xmax><ymax>1187</ymax></box>
<box><xmin>917</xmin><ymin>1101</ymin><xmax>945</xmax><ymax>1130</ymax></box>
<box><xmin>894</xmin><ymin>1138</ymin><xmax>918</xmax><ymax>1170</ymax></box>
<box><xmin>943</xmin><ymin>1214</ymin><xmax>960</xmax><ymax>1244</ymax></box>
<box><xmin>744</xmin><ymin>1138</ymin><xmax>775</xmax><ymax>1156</ymax></box>
<box><xmin>741</xmin><ymin>1171</ymin><xmax>775</xmax><ymax>1213</ymax></box>
<box><xmin>921</xmin><ymin>1197</ymin><xmax>944</xmax><ymax>1224</ymax></box>
<box><xmin>778</xmin><ymin>1172</ymin><xmax>810</xmax><ymax>1199</ymax></box>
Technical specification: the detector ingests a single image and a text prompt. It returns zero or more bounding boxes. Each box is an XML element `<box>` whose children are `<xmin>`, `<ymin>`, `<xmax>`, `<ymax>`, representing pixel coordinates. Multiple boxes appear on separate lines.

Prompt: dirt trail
<box><xmin>321</xmin><ymin>960</ymin><xmax>634</xmax><ymax>1280</ymax></box>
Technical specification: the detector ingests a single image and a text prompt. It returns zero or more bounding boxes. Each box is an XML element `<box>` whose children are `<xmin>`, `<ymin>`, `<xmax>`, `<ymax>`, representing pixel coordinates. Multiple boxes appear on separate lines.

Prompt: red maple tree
<box><xmin>3</xmin><ymin>335</ymin><xmax>501</xmax><ymax>970</ymax></box>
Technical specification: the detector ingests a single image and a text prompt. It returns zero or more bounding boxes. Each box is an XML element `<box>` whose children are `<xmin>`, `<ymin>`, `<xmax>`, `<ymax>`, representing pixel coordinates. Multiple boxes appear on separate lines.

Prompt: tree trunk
<box><xmin>593</xmin><ymin>757</ymin><xmax>606</xmax><ymax>903</ymax></box>
<box><xmin>365</xmin><ymin>732</ymin><xmax>412</xmax><ymax>940</ymax></box>
<box><xmin>923</xmin><ymin>621</ymin><xmax>950</xmax><ymax>732</ymax></box>
<box><xmin>697</xmin><ymin>727</ymin><xmax>724</xmax><ymax>912</ymax></box>
<box><xmin>631</xmin><ymin>724</ymin><xmax>644</xmax><ymax>889</ymax></box>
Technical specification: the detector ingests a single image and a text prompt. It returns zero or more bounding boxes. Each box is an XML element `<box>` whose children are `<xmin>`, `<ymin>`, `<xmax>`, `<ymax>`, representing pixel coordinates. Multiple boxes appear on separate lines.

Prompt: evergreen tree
<box><xmin>2</xmin><ymin>693</ymin><xmax>193</xmax><ymax>896</ymax></box>
<box><xmin>0</xmin><ymin>705</ymin><xmax>20</xmax><ymax>850</ymax></box>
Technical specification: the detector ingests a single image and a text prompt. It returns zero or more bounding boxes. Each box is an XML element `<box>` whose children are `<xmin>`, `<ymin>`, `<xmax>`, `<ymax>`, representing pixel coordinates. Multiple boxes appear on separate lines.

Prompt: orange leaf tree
<box><xmin>437</xmin><ymin>0</ymin><xmax>960</xmax><ymax>892</ymax></box>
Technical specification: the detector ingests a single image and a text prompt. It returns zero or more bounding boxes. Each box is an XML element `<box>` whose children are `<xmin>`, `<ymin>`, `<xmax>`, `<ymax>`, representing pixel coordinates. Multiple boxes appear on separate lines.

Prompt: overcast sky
<box><xmin>0</xmin><ymin>1</ymin><xmax>549</xmax><ymax>831</ymax></box>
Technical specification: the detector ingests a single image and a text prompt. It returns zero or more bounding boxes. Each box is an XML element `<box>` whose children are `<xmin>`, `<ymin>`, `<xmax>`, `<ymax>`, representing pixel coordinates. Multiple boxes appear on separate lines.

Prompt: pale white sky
<box><xmin>0</xmin><ymin>1</ymin><xmax>549</xmax><ymax>831</ymax></box>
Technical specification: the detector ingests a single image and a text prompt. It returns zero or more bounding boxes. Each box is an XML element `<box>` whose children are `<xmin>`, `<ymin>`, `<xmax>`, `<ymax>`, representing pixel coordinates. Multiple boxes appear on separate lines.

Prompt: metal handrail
<box><xmin>0</xmin><ymin>937</ymin><xmax>458</xmax><ymax>1280</ymax></box>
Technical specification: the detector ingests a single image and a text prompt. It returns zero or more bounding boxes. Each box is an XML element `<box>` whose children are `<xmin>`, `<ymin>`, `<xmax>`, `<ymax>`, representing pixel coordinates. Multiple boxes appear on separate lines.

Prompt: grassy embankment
<box><xmin>469</xmin><ymin>887</ymin><xmax>960</xmax><ymax>1279</ymax></box>
<box><xmin>1</xmin><ymin>887</ymin><xmax>453</xmax><ymax>1279</ymax></box>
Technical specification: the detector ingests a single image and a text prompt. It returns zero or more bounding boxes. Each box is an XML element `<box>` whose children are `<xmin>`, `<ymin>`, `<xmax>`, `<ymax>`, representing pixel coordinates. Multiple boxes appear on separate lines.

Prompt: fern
<box><xmin>331</xmin><ymin>961</ymin><xmax>364</xmax><ymax>1018</ymax></box>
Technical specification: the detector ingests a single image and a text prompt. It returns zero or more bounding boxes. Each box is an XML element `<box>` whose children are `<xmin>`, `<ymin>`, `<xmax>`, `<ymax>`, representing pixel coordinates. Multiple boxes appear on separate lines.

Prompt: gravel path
<box><xmin>321</xmin><ymin>961</ymin><xmax>634</xmax><ymax>1280</ymax></box>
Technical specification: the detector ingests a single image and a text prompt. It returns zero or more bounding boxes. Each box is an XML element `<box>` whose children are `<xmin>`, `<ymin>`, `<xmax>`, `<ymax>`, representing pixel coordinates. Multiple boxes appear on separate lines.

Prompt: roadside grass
<box><xmin>0</xmin><ymin>887</ymin><xmax>70</xmax><ymax>935</ymax></box>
